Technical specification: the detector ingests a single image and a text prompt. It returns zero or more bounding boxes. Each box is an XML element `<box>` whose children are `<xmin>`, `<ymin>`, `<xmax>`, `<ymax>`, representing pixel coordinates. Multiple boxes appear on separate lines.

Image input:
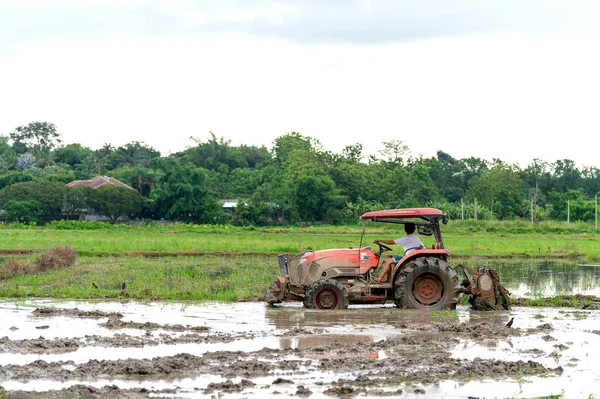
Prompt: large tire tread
<box><xmin>394</xmin><ymin>257</ymin><xmax>460</xmax><ymax>310</ymax></box>
<box><xmin>303</xmin><ymin>279</ymin><xmax>349</xmax><ymax>310</ymax></box>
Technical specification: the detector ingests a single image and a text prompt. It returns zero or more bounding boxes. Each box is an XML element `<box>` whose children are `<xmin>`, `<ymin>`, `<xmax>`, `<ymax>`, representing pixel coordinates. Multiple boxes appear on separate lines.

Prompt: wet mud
<box><xmin>0</xmin><ymin>301</ymin><xmax>598</xmax><ymax>398</ymax></box>
<box><xmin>32</xmin><ymin>307</ymin><xmax>124</xmax><ymax>319</ymax></box>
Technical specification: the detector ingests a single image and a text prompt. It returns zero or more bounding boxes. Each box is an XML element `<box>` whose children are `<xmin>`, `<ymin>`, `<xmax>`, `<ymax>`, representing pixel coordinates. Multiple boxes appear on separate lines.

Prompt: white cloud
<box><xmin>1</xmin><ymin>1</ymin><xmax>600</xmax><ymax>168</ymax></box>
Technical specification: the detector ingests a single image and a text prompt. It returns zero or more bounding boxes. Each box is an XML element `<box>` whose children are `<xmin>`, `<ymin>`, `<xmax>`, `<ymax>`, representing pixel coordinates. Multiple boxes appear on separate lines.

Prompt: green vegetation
<box><xmin>1</xmin><ymin>123</ymin><xmax>600</xmax><ymax>226</ymax></box>
<box><xmin>520</xmin><ymin>295</ymin><xmax>600</xmax><ymax>308</ymax></box>
<box><xmin>0</xmin><ymin>253</ymin><xmax>277</xmax><ymax>300</ymax></box>
<box><xmin>0</xmin><ymin>221</ymin><xmax>598</xmax><ymax>260</ymax></box>
<box><xmin>0</xmin><ymin>221</ymin><xmax>598</xmax><ymax>301</ymax></box>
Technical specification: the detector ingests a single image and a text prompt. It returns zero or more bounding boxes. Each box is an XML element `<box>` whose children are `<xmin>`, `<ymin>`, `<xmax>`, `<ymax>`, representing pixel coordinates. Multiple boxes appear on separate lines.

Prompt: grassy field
<box><xmin>1</xmin><ymin>221</ymin><xmax>599</xmax><ymax>259</ymax></box>
<box><xmin>0</xmin><ymin>254</ymin><xmax>275</xmax><ymax>301</ymax></box>
<box><xmin>0</xmin><ymin>220</ymin><xmax>599</xmax><ymax>301</ymax></box>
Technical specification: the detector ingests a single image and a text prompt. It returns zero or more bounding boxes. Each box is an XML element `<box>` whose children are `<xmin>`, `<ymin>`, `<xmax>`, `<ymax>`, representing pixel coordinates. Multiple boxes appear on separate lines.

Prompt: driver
<box><xmin>373</xmin><ymin>222</ymin><xmax>424</xmax><ymax>284</ymax></box>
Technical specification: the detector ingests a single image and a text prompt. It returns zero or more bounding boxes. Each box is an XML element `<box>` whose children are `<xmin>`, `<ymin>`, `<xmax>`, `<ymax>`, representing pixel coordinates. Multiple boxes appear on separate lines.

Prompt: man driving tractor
<box><xmin>373</xmin><ymin>222</ymin><xmax>425</xmax><ymax>283</ymax></box>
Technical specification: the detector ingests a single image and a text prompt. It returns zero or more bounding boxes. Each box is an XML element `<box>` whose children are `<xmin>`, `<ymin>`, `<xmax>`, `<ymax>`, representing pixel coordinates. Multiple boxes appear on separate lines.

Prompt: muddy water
<box><xmin>462</xmin><ymin>259</ymin><xmax>600</xmax><ymax>298</ymax></box>
<box><xmin>0</xmin><ymin>299</ymin><xmax>599</xmax><ymax>399</ymax></box>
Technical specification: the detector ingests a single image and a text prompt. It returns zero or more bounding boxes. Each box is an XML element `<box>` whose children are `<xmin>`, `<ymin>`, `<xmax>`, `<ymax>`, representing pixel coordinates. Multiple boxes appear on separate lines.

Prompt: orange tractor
<box><xmin>266</xmin><ymin>208</ymin><xmax>510</xmax><ymax>310</ymax></box>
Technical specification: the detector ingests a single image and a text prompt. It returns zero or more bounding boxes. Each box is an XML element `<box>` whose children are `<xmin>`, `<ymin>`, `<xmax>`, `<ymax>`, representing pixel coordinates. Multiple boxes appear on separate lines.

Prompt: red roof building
<box><xmin>67</xmin><ymin>176</ymin><xmax>134</xmax><ymax>190</ymax></box>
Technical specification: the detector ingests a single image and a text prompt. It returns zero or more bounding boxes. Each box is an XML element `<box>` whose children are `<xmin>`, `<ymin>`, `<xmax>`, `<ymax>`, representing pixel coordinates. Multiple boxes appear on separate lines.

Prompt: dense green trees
<box><xmin>0</xmin><ymin>122</ymin><xmax>599</xmax><ymax>225</ymax></box>
<box><xmin>0</xmin><ymin>181</ymin><xmax>67</xmax><ymax>220</ymax></box>
<box><xmin>148</xmin><ymin>157</ymin><xmax>220</xmax><ymax>222</ymax></box>
<box><xmin>91</xmin><ymin>185</ymin><xmax>145</xmax><ymax>222</ymax></box>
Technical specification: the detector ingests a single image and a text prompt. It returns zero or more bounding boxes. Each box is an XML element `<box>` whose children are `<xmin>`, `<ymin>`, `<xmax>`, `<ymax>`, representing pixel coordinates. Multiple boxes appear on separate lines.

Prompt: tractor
<box><xmin>265</xmin><ymin>208</ymin><xmax>510</xmax><ymax>311</ymax></box>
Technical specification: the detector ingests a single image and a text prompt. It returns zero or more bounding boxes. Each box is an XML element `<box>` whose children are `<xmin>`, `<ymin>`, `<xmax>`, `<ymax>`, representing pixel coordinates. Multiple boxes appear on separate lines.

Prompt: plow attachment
<box><xmin>456</xmin><ymin>264</ymin><xmax>511</xmax><ymax>310</ymax></box>
<box><xmin>265</xmin><ymin>276</ymin><xmax>287</xmax><ymax>305</ymax></box>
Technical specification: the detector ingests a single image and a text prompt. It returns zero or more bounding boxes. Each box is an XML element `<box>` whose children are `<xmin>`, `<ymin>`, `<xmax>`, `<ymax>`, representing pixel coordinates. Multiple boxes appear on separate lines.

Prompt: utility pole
<box><xmin>567</xmin><ymin>200</ymin><xmax>570</xmax><ymax>224</ymax></box>
<box><xmin>531</xmin><ymin>198</ymin><xmax>534</xmax><ymax>225</ymax></box>
<box><xmin>594</xmin><ymin>193</ymin><xmax>600</xmax><ymax>230</ymax></box>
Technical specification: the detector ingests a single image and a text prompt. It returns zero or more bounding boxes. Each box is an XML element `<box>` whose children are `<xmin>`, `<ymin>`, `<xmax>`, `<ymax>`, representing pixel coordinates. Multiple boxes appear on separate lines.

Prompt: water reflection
<box><xmin>454</xmin><ymin>258</ymin><xmax>600</xmax><ymax>297</ymax></box>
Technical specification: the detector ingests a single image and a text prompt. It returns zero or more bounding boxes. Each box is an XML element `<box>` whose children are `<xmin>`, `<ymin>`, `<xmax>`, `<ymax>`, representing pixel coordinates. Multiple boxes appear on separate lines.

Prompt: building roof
<box><xmin>67</xmin><ymin>176</ymin><xmax>134</xmax><ymax>190</ymax></box>
<box><xmin>219</xmin><ymin>199</ymin><xmax>239</xmax><ymax>208</ymax></box>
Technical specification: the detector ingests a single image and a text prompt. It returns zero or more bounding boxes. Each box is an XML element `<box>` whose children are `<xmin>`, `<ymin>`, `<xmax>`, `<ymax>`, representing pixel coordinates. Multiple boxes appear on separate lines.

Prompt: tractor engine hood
<box><xmin>296</xmin><ymin>247</ymin><xmax>380</xmax><ymax>278</ymax></box>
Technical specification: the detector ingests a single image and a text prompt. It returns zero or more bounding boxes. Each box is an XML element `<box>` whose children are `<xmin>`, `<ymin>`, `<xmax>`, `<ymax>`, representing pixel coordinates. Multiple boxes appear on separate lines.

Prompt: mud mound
<box><xmin>399</xmin><ymin>320</ymin><xmax>521</xmax><ymax>340</ymax></box>
<box><xmin>32</xmin><ymin>308</ymin><xmax>123</xmax><ymax>319</ymax></box>
<box><xmin>0</xmin><ymin>332</ymin><xmax>240</xmax><ymax>354</ymax></box>
<box><xmin>4</xmin><ymin>384</ymin><xmax>173</xmax><ymax>399</ymax></box>
<box><xmin>100</xmin><ymin>318</ymin><xmax>209</xmax><ymax>332</ymax></box>
<box><xmin>0</xmin><ymin>336</ymin><xmax>79</xmax><ymax>354</ymax></box>
<box><xmin>0</xmin><ymin>352</ymin><xmax>304</xmax><ymax>381</ymax></box>
<box><xmin>319</xmin><ymin>356</ymin><xmax>560</xmax><ymax>385</ymax></box>
<box><xmin>205</xmin><ymin>379</ymin><xmax>255</xmax><ymax>393</ymax></box>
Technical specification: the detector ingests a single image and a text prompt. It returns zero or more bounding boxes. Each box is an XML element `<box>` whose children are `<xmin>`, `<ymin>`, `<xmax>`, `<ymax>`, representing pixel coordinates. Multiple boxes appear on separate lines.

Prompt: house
<box><xmin>66</xmin><ymin>176</ymin><xmax>134</xmax><ymax>221</ymax></box>
<box><xmin>67</xmin><ymin>176</ymin><xmax>135</xmax><ymax>190</ymax></box>
<box><xmin>219</xmin><ymin>199</ymin><xmax>239</xmax><ymax>209</ymax></box>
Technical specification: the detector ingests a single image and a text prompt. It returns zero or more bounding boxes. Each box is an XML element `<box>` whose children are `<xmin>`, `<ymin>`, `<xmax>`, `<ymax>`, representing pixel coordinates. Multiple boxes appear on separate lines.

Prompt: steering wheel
<box><xmin>373</xmin><ymin>241</ymin><xmax>393</xmax><ymax>256</ymax></box>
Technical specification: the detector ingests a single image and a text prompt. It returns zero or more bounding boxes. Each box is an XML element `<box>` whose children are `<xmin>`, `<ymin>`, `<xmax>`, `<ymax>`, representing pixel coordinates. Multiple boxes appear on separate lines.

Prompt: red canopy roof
<box><xmin>360</xmin><ymin>208</ymin><xmax>444</xmax><ymax>221</ymax></box>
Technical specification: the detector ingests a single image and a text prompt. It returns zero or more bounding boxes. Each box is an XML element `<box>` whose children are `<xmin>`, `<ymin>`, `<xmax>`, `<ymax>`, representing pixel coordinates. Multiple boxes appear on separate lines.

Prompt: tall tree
<box><xmin>377</xmin><ymin>139</ymin><xmax>411</xmax><ymax>167</ymax></box>
<box><xmin>53</xmin><ymin>143</ymin><xmax>93</xmax><ymax>168</ymax></box>
<box><xmin>521</xmin><ymin>159</ymin><xmax>550</xmax><ymax>221</ymax></box>
<box><xmin>63</xmin><ymin>186</ymin><xmax>95</xmax><ymax>220</ymax></box>
<box><xmin>294</xmin><ymin>174</ymin><xmax>341</xmax><ymax>222</ymax></box>
<box><xmin>149</xmin><ymin>157</ymin><xmax>220</xmax><ymax>222</ymax></box>
<box><xmin>551</xmin><ymin>159</ymin><xmax>581</xmax><ymax>193</ymax></box>
<box><xmin>114</xmin><ymin>141</ymin><xmax>160</xmax><ymax>168</ymax></box>
<box><xmin>272</xmin><ymin>132</ymin><xmax>320</xmax><ymax>164</ymax></box>
<box><xmin>341</xmin><ymin>143</ymin><xmax>363</xmax><ymax>163</ymax></box>
<box><xmin>466</xmin><ymin>163</ymin><xmax>524</xmax><ymax>219</ymax></box>
<box><xmin>90</xmin><ymin>185</ymin><xmax>145</xmax><ymax>222</ymax></box>
<box><xmin>10</xmin><ymin>122</ymin><xmax>62</xmax><ymax>165</ymax></box>
<box><xmin>0</xmin><ymin>136</ymin><xmax>17</xmax><ymax>172</ymax></box>
<box><xmin>111</xmin><ymin>166</ymin><xmax>161</xmax><ymax>196</ymax></box>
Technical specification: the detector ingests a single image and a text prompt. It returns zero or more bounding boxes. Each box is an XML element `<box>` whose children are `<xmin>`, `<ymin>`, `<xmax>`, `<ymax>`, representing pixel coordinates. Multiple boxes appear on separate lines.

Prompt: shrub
<box><xmin>2</xmin><ymin>258</ymin><xmax>37</xmax><ymax>279</ymax></box>
<box><xmin>34</xmin><ymin>246</ymin><xmax>77</xmax><ymax>271</ymax></box>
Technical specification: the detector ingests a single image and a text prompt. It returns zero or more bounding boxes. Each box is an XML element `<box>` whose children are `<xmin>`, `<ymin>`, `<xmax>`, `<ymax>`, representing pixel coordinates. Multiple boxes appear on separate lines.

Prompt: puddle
<box><xmin>460</xmin><ymin>259</ymin><xmax>600</xmax><ymax>298</ymax></box>
<box><xmin>0</xmin><ymin>299</ymin><xmax>599</xmax><ymax>398</ymax></box>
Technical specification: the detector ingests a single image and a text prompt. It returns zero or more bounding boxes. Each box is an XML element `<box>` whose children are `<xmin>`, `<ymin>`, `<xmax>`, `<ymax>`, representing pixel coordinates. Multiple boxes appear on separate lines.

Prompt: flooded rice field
<box><xmin>1</xmin><ymin>262</ymin><xmax>600</xmax><ymax>399</ymax></box>
<box><xmin>0</xmin><ymin>300</ymin><xmax>599</xmax><ymax>398</ymax></box>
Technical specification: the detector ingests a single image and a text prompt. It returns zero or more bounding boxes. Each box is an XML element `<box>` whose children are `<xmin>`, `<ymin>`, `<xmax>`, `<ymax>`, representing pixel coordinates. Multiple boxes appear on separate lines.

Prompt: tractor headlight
<box><xmin>298</xmin><ymin>257</ymin><xmax>308</xmax><ymax>265</ymax></box>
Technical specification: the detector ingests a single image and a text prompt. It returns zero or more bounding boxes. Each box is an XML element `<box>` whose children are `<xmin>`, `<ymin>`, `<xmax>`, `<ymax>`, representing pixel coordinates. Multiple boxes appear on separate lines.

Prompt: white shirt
<box><xmin>394</xmin><ymin>234</ymin><xmax>424</xmax><ymax>255</ymax></box>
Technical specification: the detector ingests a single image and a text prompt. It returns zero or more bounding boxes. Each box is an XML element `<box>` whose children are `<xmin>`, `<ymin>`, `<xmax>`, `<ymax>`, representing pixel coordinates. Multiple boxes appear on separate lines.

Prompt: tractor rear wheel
<box><xmin>304</xmin><ymin>279</ymin><xmax>349</xmax><ymax>310</ymax></box>
<box><xmin>394</xmin><ymin>257</ymin><xmax>460</xmax><ymax>310</ymax></box>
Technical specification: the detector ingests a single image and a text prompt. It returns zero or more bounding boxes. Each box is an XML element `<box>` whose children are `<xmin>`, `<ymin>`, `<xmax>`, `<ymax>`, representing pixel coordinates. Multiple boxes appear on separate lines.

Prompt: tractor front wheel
<box><xmin>304</xmin><ymin>279</ymin><xmax>349</xmax><ymax>310</ymax></box>
<box><xmin>394</xmin><ymin>257</ymin><xmax>460</xmax><ymax>310</ymax></box>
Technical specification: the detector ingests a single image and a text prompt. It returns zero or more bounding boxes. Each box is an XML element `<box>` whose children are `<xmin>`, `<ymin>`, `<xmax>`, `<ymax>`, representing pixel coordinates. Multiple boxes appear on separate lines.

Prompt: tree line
<box><xmin>0</xmin><ymin>121</ymin><xmax>599</xmax><ymax>225</ymax></box>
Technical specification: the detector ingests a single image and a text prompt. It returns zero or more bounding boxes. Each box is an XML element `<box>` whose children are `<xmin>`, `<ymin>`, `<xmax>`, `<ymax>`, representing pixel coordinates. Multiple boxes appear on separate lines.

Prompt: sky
<box><xmin>1</xmin><ymin>0</ymin><xmax>600</xmax><ymax>168</ymax></box>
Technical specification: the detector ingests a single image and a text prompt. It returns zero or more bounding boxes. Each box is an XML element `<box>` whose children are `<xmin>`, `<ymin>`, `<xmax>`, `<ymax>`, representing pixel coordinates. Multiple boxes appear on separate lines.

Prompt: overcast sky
<box><xmin>1</xmin><ymin>0</ymin><xmax>600</xmax><ymax>168</ymax></box>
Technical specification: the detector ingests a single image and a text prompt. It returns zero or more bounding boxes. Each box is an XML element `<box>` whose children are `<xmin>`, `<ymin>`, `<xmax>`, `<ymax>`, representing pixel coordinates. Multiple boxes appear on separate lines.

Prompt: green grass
<box><xmin>0</xmin><ymin>223</ymin><xmax>598</xmax><ymax>260</ymax></box>
<box><xmin>520</xmin><ymin>294</ymin><xmax>598</xmax><ymax>308</ymax></box>
<box><xmin>1</xmin><ymin>220</ymin><xmax>599</xmax><ymax>301</ymax></box>
<box><xmin>0</xmin><ymin>254</ymin><xmax>278</xmax><ymax>300</ymax></box>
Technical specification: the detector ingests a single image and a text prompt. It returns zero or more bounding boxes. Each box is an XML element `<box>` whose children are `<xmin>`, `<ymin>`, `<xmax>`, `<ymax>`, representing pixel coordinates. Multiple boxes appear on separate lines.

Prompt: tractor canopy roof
<box><xmin>360</xmin><ymin>208</ymin><xmax>447</xmax><ymax>224</ymax></box>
